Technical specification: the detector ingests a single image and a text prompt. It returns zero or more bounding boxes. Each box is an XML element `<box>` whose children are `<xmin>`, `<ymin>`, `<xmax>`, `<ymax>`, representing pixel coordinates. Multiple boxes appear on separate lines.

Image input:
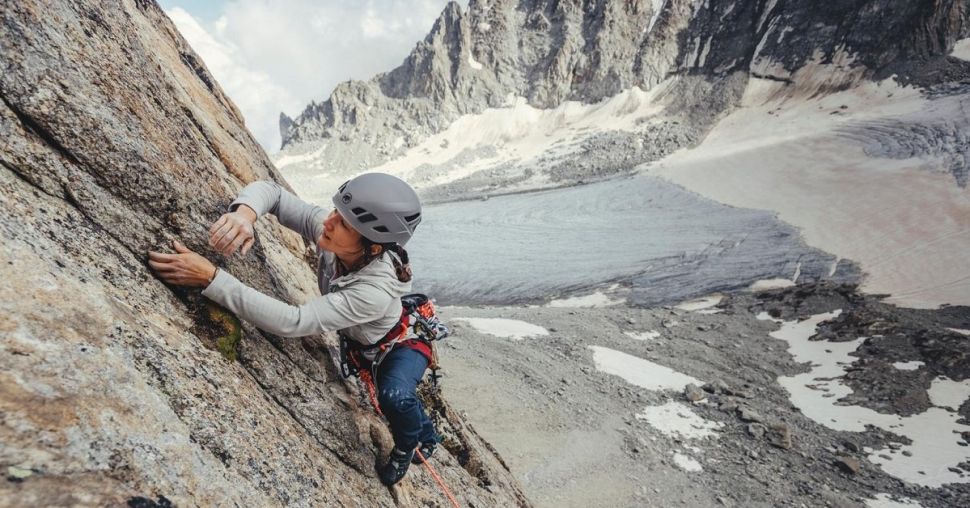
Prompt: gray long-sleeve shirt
<box><xmin>201</xmin><ymin>181</ymin><xmax>409</xmax><ymax>352</ymax></box>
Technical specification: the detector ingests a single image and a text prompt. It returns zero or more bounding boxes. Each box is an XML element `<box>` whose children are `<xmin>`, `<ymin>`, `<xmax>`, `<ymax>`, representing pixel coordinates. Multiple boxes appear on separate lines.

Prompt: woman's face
<box><xmin>318</xmin><ymin>209</ymin><xmax>364</xmax><ymax>257</ymax></box>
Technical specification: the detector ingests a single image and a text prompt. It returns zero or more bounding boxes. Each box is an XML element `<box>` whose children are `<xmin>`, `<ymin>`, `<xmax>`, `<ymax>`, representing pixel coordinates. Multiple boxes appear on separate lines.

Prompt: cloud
<box><xmin>164</xmin><ymin>1</ymin><xmax>452</xmax><ymax>153</ymax></box>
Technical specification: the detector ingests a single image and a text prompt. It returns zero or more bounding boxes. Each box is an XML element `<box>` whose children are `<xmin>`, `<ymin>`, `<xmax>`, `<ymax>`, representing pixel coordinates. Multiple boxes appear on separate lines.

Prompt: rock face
<box><xmin>0</xmin><ymin>1</ymin><xmax>529</xmax><ymax>506</ymax></box>
<box><xmin>279</xmin><ymin>0</ymin><xmax>970</xmax><ymax>177</ymax></box>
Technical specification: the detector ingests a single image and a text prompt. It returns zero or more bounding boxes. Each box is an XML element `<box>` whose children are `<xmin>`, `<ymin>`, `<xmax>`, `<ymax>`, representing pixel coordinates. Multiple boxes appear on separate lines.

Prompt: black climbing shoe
<box><xmin>412</xmin><ymin>440</ymin><xmax>437</xmax><ymax>464</ymax></box>
<box><xmin>379</xmin><ymin>447</ymin><xmax>414</xmax><ymax>486</ymax></box>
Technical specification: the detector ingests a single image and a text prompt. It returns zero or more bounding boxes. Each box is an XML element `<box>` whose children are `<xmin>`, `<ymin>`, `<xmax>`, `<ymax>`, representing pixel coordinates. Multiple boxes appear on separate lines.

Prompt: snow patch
<box><xmin>866</xmin><ymin>493</ymin><xmax>923</xmax><ymax>508</ymax></box>
<box><xmin>947</xmin><ymin>328</ymin><xmax>970</xmax><ymax>336</ymax></box>
<box><xmin>951</xmin><ymin>38</ymin><xmax>970</xmax><ymax>61</ymax></box>
<box><xmin>453</xmin><ymin>318</ymin><xmax>548</xmax><ymax>340</ymax></box>
<box><xmin>891</xmin><ymin>361</ymin><xmax>923</xmax><ymax>371</ymax></box>
<box><xmin>759</xmin><ymin>311</ymin><xmax>970</xmax><ymax>487</ymax></box>
<box><xmin>675</xmin><ymin>295</ymin><xmax>723</xmax><ymax>311</ymax></box>
<box><xmin>547</xmin><ymin>291</ymin><xmax>622</xmax><ymax>308</ymax></box>
<box><xmin>468</xmin><ymin>53</ymin><xmax>483</xmax><ymax>70</ymax></box>
<box><xmin>273</xmin><ymin>143</ymin><xmax>328</xmax><ymax>169</ymax></box>
<box><xmin>589</xmin><ymin>346</ymin><xmax>701</xmax><ymax>391</ymax></box>
<box><xmin>748</xmin><ymin>278</ymin><xmax>795</xmax><ymax>291</ymax></box>
<box><xmin>697</xmin><ymin>308</ymin><xmax>723</xmax><ymax>315</ymax></box>
<box><xmin>636</xmin><ymin>401</ymin><xmax>724</xmax><ymax>439</ymax></box>
<box><xmin>750</xmin><ymin>261</ymin><xmax>801</xmax><ymax>291</ymax></box>
<box><xmin>625</xmin><ymin>330</ymin><xmax>661</xmax><ymax>341</ymax></box>
<box><xmin>927</xmin><ymin>377</ymin><xmax>970</xmax><ymax>410</ymax></box>
<box><xmin>373</xmin><ymin>85</ymin><xmax>669</xmax><ymax>188</ymax></box>
<box><xmin>647</xmin><ymin>0</ymin><xmax>666</xmax><ymax>33</ymax></box>
<box><xmin>671</xmin><ymin>452</ymin><xmax>703</xmax><ymax>472</ymax></box>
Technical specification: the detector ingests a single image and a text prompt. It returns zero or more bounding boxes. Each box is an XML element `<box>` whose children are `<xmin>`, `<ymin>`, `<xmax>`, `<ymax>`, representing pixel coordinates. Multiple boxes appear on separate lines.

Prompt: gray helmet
<box><xmin>332</xmin><ymin>173</ymin><xmax>422</xmax><ymax>246</ymax></box>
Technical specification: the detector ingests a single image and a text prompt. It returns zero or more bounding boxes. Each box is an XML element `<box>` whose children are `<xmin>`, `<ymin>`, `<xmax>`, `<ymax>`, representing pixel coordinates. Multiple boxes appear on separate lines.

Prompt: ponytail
<box><xmin>351</xmin><ymin>237</ymin><xmax>412</xmax><ymax>282</ymax></box>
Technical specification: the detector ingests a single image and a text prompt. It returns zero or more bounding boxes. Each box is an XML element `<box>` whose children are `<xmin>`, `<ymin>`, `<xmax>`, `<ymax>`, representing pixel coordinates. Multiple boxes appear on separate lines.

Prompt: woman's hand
<box><xmin>209</xmin><ymin>205</ymin><xmax>256</xmax><ymax>256</ymax></box>
<box><xmin>148</xmin><ymin>240</ymin><xmax>218</xmax><ymax>287</ymax></box>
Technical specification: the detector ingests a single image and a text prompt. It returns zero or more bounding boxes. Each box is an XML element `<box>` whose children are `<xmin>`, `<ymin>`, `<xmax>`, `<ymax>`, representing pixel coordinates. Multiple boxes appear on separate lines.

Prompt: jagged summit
<box><xmin>280</xmin><ymin>0</ymin><xmax>968</xmax><ymax>147</ymax></box>
<box><xmin>273</xmin><ymin>0</ymin><xmax>969</xmax><ymax>203</ymax></box>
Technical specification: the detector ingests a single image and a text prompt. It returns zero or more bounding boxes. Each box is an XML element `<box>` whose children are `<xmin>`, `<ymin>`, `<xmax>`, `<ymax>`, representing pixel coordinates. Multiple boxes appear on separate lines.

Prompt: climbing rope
<box><xmin>358</xmin><ymin>368</ymin><xmax>384</xmax><ymax>418</ymax></box>
<box><xmin>415</xmin><ymin>448</ymin><xmax>461</xmax><ymax>508</ymax></box>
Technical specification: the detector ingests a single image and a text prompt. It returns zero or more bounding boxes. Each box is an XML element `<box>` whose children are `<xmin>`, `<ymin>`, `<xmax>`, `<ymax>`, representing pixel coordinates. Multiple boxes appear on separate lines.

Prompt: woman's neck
<box><xmin>336</xmin><ymin>253</ymin><xmax>363</xmax><ymax>272</ymax></box>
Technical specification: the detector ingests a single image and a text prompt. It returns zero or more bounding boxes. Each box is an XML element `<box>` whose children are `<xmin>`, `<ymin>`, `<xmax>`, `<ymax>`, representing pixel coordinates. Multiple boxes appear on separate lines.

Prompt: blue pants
<box><xmin>376</xmin><ymin>347</ymin><xmax>438</xmax><ymax>451</ymax></box>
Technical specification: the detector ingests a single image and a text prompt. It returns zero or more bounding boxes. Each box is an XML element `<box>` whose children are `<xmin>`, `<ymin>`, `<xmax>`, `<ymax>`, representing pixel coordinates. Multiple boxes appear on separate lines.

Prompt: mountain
<box><xmin>275</xmin><ymin>0</ymin><xmax>970</xmax><ymax>202</ymax></box>
<box><xmin>0</xmin><ymin>1</ymin><xmax>528</xmax><ymax>505</ymax></box>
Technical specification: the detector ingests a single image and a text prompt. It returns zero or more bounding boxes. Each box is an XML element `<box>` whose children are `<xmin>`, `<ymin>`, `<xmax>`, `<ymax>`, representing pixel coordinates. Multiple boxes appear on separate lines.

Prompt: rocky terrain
<box><xmin>435</xmin><ymin>283</ymin><xmax>970</xmax><ymax>507</ymax></box>
<box><xmin>0</xmin><ymin>2</ymin><xmax>529</xmax><ymax>506</ymax></box>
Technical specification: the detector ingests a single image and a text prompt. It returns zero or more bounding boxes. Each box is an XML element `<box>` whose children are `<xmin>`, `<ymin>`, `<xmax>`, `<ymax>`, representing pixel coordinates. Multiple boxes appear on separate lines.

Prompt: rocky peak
<box><xmin>278</xmin><ymin>0</ymin><xmax>969</xmax><ymax>177</ymax></box>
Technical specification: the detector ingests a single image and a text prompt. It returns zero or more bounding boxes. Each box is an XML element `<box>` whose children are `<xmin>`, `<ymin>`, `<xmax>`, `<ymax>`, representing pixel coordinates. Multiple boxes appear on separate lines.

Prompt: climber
<box><xmin>147</xmin><ymin>173</ymin><xmax>439</xmax><ymax>486</ymax></box>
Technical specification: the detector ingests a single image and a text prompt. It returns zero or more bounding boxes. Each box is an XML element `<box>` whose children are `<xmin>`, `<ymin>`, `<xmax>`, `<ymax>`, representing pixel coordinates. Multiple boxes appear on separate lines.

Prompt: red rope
<box><xmin>358</xmin><ymin>368</ymin><xmax>384</xmax><ymax>417</ymax></box>
<box><xmin>415</xmin><ymin>448</ymin><xmax>461</xmax><ymax>508</ymax></box>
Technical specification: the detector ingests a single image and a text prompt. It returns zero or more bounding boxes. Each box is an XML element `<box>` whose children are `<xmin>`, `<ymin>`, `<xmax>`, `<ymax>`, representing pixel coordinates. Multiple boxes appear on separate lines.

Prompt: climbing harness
<box><xmin>339</xmin><ymin>293</ymin><xmax>449</xmax><ymax>384</ymax></box>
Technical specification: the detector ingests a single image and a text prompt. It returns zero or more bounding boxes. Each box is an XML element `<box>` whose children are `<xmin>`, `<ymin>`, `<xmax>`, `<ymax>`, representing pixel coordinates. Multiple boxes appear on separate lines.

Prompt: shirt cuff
<box><xmin>229</xmin><ymin>198</ymin><xmax>262</xmax><ymax>216</ymax></box>
<box><xmin>201</xmin><ymin>267</ymin><xmax>236</xmax><ymax>300</ymax></box>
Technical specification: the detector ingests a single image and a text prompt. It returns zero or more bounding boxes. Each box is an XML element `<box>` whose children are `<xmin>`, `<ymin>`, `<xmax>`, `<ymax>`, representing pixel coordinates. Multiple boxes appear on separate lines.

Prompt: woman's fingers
<box><xmin>147</xmin><ymin>250</ymin><xmax>176</xmax><ymax>262</ymax></box>
<box><xmin>148</xmin><ymin>259</ymin><xmax>177</xmax><ymax>272</ymax></box>
<box><xmin>210</xmin><ymin>221</ymin><xmax>236</xmax><ymax>249</ymax></box>
<box><xmin>209</xmin><ymin>215</ymin><xmax>228</xmax><ymax>236</ymax></box>
<box><xmin>210</xmin><ymin>213</ymin><xmax>257</xmax><ymax>256</ymax></box>
<box><xmin>240</xmin><ymin>237</ymin><xmax>254</xmax><ymax>256</ymax></box>
<box><xmin>147</xmin><ymin>244</ymin><xmax>215</xmax><ymax>288</ymax></box>
<box><xmin>173</xmin><ymin>240</ymin><xmax>191</xmax><ymax>253</ymax></box>
<box><xmin>225</xmin><ymin>234</ymin><xmax>248</xmax><ymax>256</ymax></box>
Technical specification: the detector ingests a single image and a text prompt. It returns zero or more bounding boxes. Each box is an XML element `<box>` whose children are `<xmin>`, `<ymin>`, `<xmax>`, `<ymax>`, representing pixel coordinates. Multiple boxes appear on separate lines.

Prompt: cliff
<box><xmin>0</xmin><ymin>1</ymin><xmax>530</xmax><ymax>506</ymax></box>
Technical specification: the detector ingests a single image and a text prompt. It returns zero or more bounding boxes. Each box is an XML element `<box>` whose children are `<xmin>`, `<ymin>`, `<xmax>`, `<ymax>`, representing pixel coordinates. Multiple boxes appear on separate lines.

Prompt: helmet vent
<box><xmin>338</xmin><ymin>182</ymin><xmax>348</xmax><ymax>192</ymax></box>
<box><xmin>357</xmin><ymin>213</ymin><xmax>378</xmax><ymax>223</ymax></box>
<box><xmin>373</xmin><ymin>226</ymin><xmax>389</xmax><ymax>233</ymax></box>
<box><xmin>404</xmin><ymin>212</ymin><xmax>421</xmax><ymax>223</ymax></box>
<box><xmin>352</xmin><ymin>207</ymin><xmax>366</xmax><ymax>214</ymax></box>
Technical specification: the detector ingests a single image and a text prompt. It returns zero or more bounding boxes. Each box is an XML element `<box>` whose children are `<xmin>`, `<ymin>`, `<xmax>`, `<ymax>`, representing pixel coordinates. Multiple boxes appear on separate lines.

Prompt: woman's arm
<box><xmin>201</xmin><ymin>270</ymin><xmax>394</xmax><ymax>337</ymax></box>
<box><xmin>229</xmin><ymin>181</ymin><xmax>327</xmax><ymax>245</ymax></box>
<box><xmin>149</xmin><ymin>241</ymin><xmax>394</xmax><ymax>338</ymax></box>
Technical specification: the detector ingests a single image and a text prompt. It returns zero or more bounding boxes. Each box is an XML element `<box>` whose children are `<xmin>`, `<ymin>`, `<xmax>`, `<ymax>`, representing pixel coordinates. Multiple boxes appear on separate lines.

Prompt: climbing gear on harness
<box><xmin>412</xmin><ymin>439</ymin><xmax>437</xmax><ymax>464</ymax></box>
<box><xmin>339</xmin><ymin>293</ymin><xmax>449</xmax><ymax>381</ymax></box>
<box><xmin>332</xmin><ymin>173</ymin><xmax>422</xmax><ymax>246</ymax></box>
<box><xmin>379</xmin><ymin>446</ymin><xmax>414</xmax><ymax>486</ymax></box>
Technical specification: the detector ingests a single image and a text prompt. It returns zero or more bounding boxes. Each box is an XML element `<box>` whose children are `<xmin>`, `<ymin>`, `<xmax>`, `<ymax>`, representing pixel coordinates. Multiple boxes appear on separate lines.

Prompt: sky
<box><xmin>158</xmin><ymin>0</ymin><xmax>454</xmax><ymax>153</ymax></box>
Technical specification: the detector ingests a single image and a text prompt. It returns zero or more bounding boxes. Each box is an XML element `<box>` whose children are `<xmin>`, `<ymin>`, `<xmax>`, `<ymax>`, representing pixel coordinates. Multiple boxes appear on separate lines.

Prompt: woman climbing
<box><xmin>147</xmin><ymin>173</ymin><xmax>439</xmax><ymax>486</ymax></box>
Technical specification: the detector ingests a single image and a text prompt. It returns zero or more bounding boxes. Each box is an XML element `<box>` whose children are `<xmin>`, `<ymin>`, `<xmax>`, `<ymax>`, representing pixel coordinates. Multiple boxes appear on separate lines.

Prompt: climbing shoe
<box><xmin>412</xmin><ymin>440</ymin><xmax>438</xmax><ymax>464</ymax></box>
<box><xmin>379</xmin><ymin>447</ymin><xmax>414</xmax><ymax>486</ymax></box>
